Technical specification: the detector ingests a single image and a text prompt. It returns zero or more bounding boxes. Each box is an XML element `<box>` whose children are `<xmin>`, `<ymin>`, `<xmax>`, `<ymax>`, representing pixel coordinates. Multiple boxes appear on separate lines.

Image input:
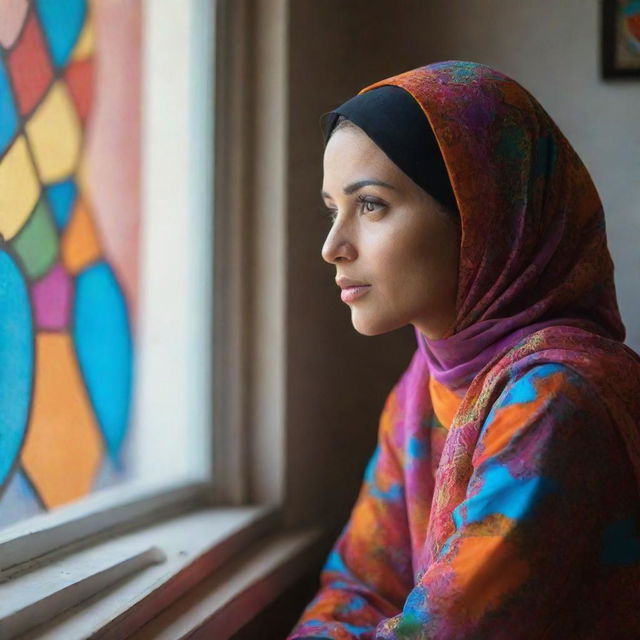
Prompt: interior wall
<box><xmin>285</xmin><ymin>0</ymin><xmax>434</xmax><ymax>528</ymax></box>
<box><xmin>409</xmin><ymin>0</ymin><xmax>640</xmax><ymax>350</ymax></box>
<box><xmin>284</xmin><ymin>0</ymin><xmax>640</xmax><ymax>530</ymax></box>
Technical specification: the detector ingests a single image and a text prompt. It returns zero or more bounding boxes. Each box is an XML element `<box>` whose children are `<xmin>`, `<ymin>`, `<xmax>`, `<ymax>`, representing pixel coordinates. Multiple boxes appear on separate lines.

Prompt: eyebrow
<box><xmin>321</xmin><ymin>179</ymin><xmax>397</xmax><ymax>200</ymax></box>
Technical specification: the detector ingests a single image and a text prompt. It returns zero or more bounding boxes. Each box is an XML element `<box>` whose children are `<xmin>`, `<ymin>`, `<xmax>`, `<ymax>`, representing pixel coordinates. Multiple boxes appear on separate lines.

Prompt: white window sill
<box><xmin>0</xmin><ymin>505</ymin><xmax>324</xmax><ymax>639</ymax></box>
<box><xmin>128</xmin><ymin>526</ymin><xmax>325</xmax><ymax>639</ymax></box>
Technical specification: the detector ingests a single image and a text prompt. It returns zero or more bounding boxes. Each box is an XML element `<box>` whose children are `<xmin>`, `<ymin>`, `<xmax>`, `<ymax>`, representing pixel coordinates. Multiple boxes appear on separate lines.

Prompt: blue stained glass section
<box><xmin>0</xmin><ymin>252</ymin><xmax>34</xmax><ymax>485</ymax></box>
<box><xmin>92</xmin><ymin>427</ymin><xmax>134</xmax><ymax>488</ymax></box>
<box><xmin>45</xmin><ymin>179</ymin><xmax>78</xmax><ymax>229</ymax></box>
<box><xmin>0</xmin><ymin>59</ymin><xmax>19</xmax><ymax>155</ymax></box>
<box><xmin>35</xmin><ymin>0</ymin><xmax>87</xmax><ymax>69</ymax></box>
<box><xmin>0</xmin><ymin>468</ymin><xmax>44</xmax><ymax>528</ymax></box>
<box><xmin>73</xmin><ymin>262</ymin><xmax>133</xmax><ymax>459</ymax></box>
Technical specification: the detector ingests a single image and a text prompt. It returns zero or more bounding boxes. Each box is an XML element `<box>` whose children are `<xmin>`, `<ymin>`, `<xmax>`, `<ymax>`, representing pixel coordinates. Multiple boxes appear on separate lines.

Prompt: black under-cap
<box><xmin>320</xmin><ymin>85</ymin><xmax>458</xmax><ymax>215</ymax></box>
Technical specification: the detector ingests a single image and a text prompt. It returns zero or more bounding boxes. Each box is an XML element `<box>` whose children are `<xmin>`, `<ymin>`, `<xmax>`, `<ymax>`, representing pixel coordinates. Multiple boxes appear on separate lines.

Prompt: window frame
<box><xmin>0</xmin><ymin>0</ymin><xmax>222</xmax><ymax>556</ymax></box>
<box><xmin>0</xmin><ymin>0</ymin><xmax>322</xmax><ymax>636</ymax></box>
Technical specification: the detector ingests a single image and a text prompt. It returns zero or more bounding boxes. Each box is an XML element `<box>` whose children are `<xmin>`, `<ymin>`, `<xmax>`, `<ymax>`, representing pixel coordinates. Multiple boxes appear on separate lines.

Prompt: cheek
<box><xmin>383</xmin><ymin>223</ymin><xmax>459</xmax><ymax>311</ymax></box>
<box><xmin>371</xmin><ymin>231</ymin><xmax>436</xmax><ymax>302</ymax></box>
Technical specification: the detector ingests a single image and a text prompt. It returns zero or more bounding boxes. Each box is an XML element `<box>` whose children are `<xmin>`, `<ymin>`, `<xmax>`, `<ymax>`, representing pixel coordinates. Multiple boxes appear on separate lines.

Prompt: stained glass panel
<box><xmin>0</xmin><ymin>0</ymin><xmax>141</xmax><ymax>527</ymax></box>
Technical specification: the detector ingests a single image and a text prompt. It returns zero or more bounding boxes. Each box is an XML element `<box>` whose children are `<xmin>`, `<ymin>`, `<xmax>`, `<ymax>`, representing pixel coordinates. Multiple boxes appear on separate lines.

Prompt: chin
<box><xmin>350</xmin><ymin>312</ymin><xmax>404</xmax><ymax>336</ymax></box>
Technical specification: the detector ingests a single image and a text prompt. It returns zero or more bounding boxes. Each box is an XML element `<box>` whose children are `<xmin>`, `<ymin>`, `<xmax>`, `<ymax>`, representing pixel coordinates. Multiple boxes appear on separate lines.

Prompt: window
<box><xmin>0</xmin><ymin>1</ymin><xmax>324</xmax><ymax>637</ymax></box>
<box><xmin>0</xmin><ymin>0</ymin><xmax>144</xmax><ymax>529</ymax></box>
<box><xmin>0</xmin><ymin>0</ymin><xmax>226</xmax><ymax>523</ymax></box>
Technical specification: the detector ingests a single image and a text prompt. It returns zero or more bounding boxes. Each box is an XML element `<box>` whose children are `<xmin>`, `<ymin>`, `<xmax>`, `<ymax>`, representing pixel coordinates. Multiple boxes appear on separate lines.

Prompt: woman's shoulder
<box><xmin>453</xmin><ymin>327</ymin><xmax>640</xmax><ymax>467</ymax></box>
<box><xmin>470</xmin><ymin>330</ymin><xmax>640</xmax><ymax>474</ymax></box>
<box><xmin>477</xmin><ymin>325</ymin><xmax>640</xmax><ymax>412</ymax></box>
<box><xmin>480</xmin><ymin>361</ymin><xmax>603</xmax><ymax>433</ymax></box>
<box><xmin>488</xmin><ymin>361</ymin><xmax>591</xmax><ymax>400</ymax></box>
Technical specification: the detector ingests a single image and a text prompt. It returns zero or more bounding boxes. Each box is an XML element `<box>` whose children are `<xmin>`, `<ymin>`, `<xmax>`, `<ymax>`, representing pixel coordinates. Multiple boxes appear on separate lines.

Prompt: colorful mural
<box><xmin>0</xmin><ymin>0</ymin><xmax>140</xmax><ymax>526</ymax></box>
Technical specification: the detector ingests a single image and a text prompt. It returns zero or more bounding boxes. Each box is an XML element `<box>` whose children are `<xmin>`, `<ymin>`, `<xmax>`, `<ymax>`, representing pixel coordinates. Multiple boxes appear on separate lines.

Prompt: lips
<box><xmin>335</xmin><ymin>277</ymin><xmax>371</xmax><ymax>303</ymax></box>
<box><xmin>336</xmin><ymin>276</ymin><xmax>369</xmax><ymax>289</ymax></box>
<box><xmin>339</xmin><ymin>284</ymin><xmax>371</xmax><ymax>303</ymax></box>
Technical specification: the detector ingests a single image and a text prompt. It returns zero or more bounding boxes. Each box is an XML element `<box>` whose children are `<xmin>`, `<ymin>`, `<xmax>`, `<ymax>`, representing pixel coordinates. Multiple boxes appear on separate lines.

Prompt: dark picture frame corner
<box><xmin>601</xmin><ymin>0</ymin><xmax>640</xmax><ymax>78</ymax></box>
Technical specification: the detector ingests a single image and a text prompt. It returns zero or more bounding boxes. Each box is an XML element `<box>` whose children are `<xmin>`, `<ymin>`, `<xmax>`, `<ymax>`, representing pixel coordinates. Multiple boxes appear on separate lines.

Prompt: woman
<box><xmin>288</xmin><ymin>61</ymin><xmax>640</xmax><ymax>639</ymax></box>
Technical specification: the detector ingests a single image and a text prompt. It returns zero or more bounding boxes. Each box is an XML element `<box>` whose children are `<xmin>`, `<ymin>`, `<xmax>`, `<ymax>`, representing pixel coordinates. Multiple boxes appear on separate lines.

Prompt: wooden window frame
<box><xmin>0</xmin><ymin>1</ymin><xmax>325</xmax><ymax>637</ymax></box>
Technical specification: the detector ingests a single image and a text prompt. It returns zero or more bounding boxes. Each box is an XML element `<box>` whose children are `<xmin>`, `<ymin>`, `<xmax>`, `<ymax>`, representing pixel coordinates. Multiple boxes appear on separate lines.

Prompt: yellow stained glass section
<box><xmin>0</xmin><ymin>136</ymin><xmax>40</xmax><ymax>240</ymax></box>
<box><xmin>25</xmin><ymin>82</ymin><xmax>81</xmax><ymax>183</ymax></box>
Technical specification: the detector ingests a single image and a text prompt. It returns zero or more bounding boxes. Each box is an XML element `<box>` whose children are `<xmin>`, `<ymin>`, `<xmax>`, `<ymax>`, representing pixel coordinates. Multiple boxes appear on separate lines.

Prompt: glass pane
<box><xmin>0</xmin><ymin>0</ymin><xmax>214</xmax><ymax>529</ymax></box>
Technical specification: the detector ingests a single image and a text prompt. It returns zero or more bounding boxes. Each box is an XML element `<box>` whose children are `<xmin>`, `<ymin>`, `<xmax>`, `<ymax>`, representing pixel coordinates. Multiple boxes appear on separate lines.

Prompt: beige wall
<box><xmin>414</xmin><ymin>0</ymin><xmax>640</xmax><ymax>352</ymax></box>
<box><xmin>285</xmin><ymin>0</ymin><xmax>433</xmax><ymax>527</ymax></box>
<box><xmin>283</xmin><ymin>0</ymin><xmax>640</xmax><ymax>528</ymax></box>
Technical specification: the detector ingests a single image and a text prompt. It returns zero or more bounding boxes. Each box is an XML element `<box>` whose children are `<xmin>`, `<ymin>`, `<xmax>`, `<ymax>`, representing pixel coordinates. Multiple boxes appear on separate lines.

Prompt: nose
<box><xmin>321</xmin><ymin>221</ymin><xmax>357</xmax><ymax>264</ymax></box>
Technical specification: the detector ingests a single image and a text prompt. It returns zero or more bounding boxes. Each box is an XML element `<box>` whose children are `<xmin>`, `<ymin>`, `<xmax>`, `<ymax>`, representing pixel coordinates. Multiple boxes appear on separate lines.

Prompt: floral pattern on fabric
<box><xmin>290</xmin><ymin>336</ymin><xmax>640</xmax><ymax>638</ymax></box>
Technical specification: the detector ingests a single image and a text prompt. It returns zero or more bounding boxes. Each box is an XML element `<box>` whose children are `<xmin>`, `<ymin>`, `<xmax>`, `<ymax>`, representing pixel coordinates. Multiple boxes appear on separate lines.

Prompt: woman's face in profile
<box><xmin>321</xmin><ymin>124</ymin><xmax>460</xmax><ymax>339</ymax></box>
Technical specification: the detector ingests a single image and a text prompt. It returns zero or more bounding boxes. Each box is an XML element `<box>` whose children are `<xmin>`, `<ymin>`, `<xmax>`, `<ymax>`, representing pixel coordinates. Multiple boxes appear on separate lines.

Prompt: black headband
<box><xmin>320</xmin><ymin>85</ymin><xmax>458</xmax><ymax>214</ymax></box>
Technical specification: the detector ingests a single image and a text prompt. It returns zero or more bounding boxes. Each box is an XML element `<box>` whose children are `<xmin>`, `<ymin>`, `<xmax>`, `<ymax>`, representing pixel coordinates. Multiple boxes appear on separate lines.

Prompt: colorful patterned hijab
<box><xmin>355</xmin><ymin>61</ymin><xmax>640</xmax><ymax>488</ymax></box>
<box><xmin>357</xmin><ymin>61</ymin><xmax>628</xmax><ymax>394</ymax></box>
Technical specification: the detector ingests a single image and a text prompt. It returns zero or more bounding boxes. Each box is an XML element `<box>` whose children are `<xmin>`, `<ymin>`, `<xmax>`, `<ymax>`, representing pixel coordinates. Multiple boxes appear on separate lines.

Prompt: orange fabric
<box><xmin>428</xmin><ymin>376</ymin><xmax>463</xmax><ymax>428</ymax></box>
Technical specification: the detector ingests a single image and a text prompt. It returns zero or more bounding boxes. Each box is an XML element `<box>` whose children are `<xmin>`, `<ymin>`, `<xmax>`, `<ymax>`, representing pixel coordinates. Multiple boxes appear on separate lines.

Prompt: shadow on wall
<box><xmin>285</xmin><ymin>0</ymin><xmax>445</xmax><ymax>532</ymax></box>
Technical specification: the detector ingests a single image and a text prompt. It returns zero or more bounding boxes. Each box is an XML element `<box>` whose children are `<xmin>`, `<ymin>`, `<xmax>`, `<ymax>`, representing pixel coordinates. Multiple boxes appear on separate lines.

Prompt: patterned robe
<box><xmin>289</xmin><ymin>61</ymin><xmax>640</xmax><ymax>638</ymax></box>
<box><xmin>289</xmin><ymin>332</ymin><xmax>640</xmax><ymax>639</ymax></box>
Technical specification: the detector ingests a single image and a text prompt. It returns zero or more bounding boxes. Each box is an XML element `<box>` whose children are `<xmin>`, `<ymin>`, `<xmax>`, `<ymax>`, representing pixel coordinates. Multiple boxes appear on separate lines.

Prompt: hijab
<box><xmin>322</xmin><ymin>61</ymin><xmax>627</xmax><ymax>394</ymax></box>
<box><xmin>320</xmin><ymin>85</ymin><xmax>458</xmax><ymax>215</ymax></box>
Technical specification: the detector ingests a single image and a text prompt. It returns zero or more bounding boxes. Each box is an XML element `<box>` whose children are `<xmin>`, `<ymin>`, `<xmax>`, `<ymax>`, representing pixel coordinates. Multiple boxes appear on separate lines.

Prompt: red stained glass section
<box><xmin>7</xmin><ymin>10</ymin><xmax>53</xmax><ymax>116</ymax></box>
<box><xmin>64</xmin><ymin>59</ymin><xmax>93</xmax><ymax>125</ymax></box>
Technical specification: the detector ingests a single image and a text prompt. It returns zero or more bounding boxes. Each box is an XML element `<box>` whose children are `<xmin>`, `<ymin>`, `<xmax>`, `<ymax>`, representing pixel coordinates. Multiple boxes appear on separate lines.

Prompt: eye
<box><xmin>357</xmin><ymin>194</ymin><xmax>385</xmax><ymax>215</ymax></box>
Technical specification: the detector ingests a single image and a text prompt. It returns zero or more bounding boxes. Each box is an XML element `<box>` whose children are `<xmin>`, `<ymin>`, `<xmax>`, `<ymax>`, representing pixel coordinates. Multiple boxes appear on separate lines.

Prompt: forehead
<box><xmin>322</xmin><ymin>127</ymin><xmax>404</xmax><ymax>190</ymax></box>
